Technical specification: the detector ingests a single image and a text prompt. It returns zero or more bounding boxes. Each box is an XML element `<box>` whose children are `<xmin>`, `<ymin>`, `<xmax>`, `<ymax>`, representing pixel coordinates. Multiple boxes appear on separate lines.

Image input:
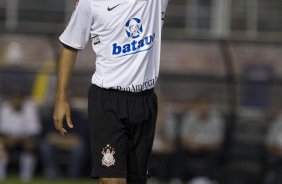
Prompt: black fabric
<box><xmin>60</xmin><ymin>41</ymin><xmax>79</xmax><ymax>51</ymax></box>
<box><xmin>88</xmin><ymin>85</ymin><xmax>157</xmax><ymax>183</ymax></box>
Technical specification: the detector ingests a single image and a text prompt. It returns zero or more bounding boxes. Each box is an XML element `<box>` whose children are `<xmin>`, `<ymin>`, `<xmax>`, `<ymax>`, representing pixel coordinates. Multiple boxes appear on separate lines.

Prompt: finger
<box><xmin>54</xmin><ymin>116</ymin><xmax>62</xmax><ymax>130</ymax></box>
<box><xmin>66</xmin><ymin>109</ymin><xmax>74</xmax><ymax>128</ymax></box>
<box><xmin>53</xmin><ymin>115</ymin><xmax>59</xmax><ymax>130</ymax></box>
<box><xmin>53</xmin><ymin>112</ymin><xmax>62</xmax><ymax>130</ymax></box>
<box><xmin>60</xmin><ymin>128</ymin><xmax>67</xmax><ymax>136</ymax></box>
<box><xmin>56</xmin><ymin>117</ymin><xmax>64</xmax><ymax>133</ymax></box>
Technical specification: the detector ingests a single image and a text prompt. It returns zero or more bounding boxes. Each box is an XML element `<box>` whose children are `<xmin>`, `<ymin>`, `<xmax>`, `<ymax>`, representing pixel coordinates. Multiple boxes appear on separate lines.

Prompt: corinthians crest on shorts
<box><xmin>101</xmin><ymin>145</ymin><xmax>115</xmax><ymax>167</ymax></box>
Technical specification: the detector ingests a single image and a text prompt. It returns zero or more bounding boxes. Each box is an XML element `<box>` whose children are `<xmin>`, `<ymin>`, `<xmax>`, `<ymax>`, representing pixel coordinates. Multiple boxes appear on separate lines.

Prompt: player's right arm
<box><xmin>53</xmin><ymin>46</ymin><xmax>77</xmax><ymax>136</ymax></box>
<box><xmin>54</xmin><ymin>0</ymin><xmax>92</xmax><ymax>135</ymax></box>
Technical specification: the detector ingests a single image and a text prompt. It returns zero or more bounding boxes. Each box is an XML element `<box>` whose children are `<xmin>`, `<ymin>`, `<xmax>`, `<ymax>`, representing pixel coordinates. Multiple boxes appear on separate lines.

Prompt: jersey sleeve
<box><xmin>59</xmin><ymin>0</ymin><xmax>93</xmax><ymax>50</ymax></box>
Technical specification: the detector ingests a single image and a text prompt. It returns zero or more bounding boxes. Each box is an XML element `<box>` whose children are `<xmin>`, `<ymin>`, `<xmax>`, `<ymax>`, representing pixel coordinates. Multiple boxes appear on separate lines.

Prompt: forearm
<box><xmin>56</xmin><ymin>47</ymin><xmax>78</xmax><ymax>101</ymax></box>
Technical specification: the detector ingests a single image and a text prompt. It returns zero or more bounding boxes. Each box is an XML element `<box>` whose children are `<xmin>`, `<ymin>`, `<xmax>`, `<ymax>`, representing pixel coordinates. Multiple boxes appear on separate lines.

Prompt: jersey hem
<box><xmin>59</xmin><ymin>37</ymin><xmax>84</xmax><ymax>51</ymax></box>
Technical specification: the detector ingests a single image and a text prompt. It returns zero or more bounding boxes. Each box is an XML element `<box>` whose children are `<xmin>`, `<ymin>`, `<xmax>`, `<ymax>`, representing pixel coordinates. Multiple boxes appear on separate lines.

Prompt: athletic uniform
<box><xmin>59</xmin><ymin>0</ymin><xmax>169</xmax><ymax>183</ymax></box>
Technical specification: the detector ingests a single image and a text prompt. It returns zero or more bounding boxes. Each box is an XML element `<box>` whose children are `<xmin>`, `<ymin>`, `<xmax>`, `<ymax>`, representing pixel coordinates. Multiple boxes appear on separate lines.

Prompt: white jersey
<box><xmin>0</xmin><ymin>100</ymin><xmax>41</xmax><ymax>138</ymax></box>
<box><xmin>60</xmin><ymin>0</ymin><xmax>169</xmax><ymax>92</ymax></box>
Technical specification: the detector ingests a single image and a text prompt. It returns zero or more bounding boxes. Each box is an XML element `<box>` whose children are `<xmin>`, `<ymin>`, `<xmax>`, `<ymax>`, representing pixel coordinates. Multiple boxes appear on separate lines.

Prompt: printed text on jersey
<box><xmin>112</xmin><ymin>18</ymin><xmax>156</xmax><ymax>58</ymax></box>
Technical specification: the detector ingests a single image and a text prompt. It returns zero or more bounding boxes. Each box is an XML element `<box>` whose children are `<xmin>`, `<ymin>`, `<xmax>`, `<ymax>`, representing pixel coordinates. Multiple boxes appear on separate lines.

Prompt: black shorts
<box><xmin>88</xmin><ymin>85</ymin><xmax>158</xmax><ymax>183</ymax></box>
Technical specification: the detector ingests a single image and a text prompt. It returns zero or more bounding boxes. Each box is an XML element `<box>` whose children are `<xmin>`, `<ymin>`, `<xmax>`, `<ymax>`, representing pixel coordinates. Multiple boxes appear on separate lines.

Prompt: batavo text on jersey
<box><xmin>112</xmin><ymin>33</ymin><xmax>156</xmax><ymax>57</ymax></box>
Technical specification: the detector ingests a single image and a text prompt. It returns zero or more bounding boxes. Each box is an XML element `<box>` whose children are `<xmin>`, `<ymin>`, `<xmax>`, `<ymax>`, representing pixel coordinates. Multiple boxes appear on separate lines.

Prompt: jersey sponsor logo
<box><xmin>126</xmin><ymin>18</ymin><xmax>143</xmax><ymax>39</ymax></box>
<box><xmin>107</xmin><ymin>4</ymin><xmax>120</xmax><ymax>11</ymax></box>
<box><xmin>112</xmin><ymin>18</ymin><xmax>156</xmax><ymax>58</ymax></box>
<box><xmin>101</xmin><ymin>145</ymin><xmax>115</xmax><ymax>167</ymax></box>
<box><xmin>116</xmin><ymin>77</ymin><xmax>158</xmax><ymax>92</ymax></box>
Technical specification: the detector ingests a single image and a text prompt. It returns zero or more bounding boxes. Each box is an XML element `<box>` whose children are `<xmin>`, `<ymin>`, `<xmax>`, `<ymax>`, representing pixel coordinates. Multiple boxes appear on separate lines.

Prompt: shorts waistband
<box><xmin>91</xmin><ymin>84</ymin><xmax>154</xmax><ymax>96</ymax></box>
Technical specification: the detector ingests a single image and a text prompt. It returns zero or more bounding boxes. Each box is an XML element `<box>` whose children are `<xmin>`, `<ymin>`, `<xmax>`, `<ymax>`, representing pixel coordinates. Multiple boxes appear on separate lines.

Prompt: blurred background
<box><xmin>0</xmin><ymin>0</ymin><xmax>282</xmax><ymax>184</ymax></box>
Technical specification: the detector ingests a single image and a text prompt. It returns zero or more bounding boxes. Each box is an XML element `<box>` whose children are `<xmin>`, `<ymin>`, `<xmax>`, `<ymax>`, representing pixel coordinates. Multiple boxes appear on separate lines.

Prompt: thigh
<box><xmin>127</xmin><ymin>93</ymin><xmax>158</xmax><ymax>183</ymax></box>
<box><xmin>88</xmin><ymin>85</ymin><xmax>128</xmax><ymax>179</ymax></box>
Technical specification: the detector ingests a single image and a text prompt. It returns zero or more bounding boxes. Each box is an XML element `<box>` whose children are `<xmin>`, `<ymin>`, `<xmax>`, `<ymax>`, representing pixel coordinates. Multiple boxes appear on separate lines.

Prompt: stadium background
<box><xmin>0</xmin><ymin>0</ymin><xmax>282</xmax><ymax>183</ymax></box>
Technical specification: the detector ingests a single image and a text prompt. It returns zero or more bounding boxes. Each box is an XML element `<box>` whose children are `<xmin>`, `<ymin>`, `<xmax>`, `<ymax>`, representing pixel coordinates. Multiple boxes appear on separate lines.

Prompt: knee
<box><xmin>100</xmin><ymin>178</ymin><xmax>126</xmax><ymax>184</ymax></box>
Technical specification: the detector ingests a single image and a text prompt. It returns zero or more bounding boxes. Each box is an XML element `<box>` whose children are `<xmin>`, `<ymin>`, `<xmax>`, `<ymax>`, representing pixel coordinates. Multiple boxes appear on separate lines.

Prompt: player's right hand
<box><xmin>53</xmin><ymin>100</ymin><xmax>73</xmax><ymax>136</ymax></box>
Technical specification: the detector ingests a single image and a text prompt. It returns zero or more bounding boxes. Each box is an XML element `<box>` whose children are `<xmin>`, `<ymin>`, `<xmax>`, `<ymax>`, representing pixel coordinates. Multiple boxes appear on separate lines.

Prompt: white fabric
<box><xmin>19</xmin><ymin>152</ymin><xmax>36</xmax><ymax>182</ymax></box>
<box><xmin>60</xmin><ymin>0</ymin><xmax>169</xmax><ymax>92</ymax></box>
<box><xmin>152</xmin><ymin>107</ymin><xmax>177</xmax><ymax>151</ymax></box>
<box><xmin>181</xmin><ymin>109</ymin><xmax>225</xmax><ymax>145</ymax></box>
<box><xmin>0</xmin><ymin>100</ymin><xmax>41</xmax><ymax>138</ymax></box>
<box><xmin>266</xmin><ymin>114</ymin><xmax>282</xmax><ymax>147</ymax></box>
<box><xmin>189</xmin><ymin>177</ymin><xmax>214</xmax><ymax>184</ymax></box>
<box><xmin>0</xmin><ymin>156</ymin><xmax>8</xmax><ymax>181</ymax></box>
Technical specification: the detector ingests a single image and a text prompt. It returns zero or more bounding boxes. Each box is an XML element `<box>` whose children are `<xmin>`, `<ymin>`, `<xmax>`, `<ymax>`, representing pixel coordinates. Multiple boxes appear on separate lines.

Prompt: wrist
<box><xmin>55</xmin><ymin>93</ymin><xmax>67</xmax><ymax>102</ymax></box>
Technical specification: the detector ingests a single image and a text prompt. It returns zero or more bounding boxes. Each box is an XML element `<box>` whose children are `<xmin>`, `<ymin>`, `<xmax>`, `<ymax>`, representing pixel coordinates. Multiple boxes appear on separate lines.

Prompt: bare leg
<box><xmin>100</xmin><ymin>178</ymin><xmax>126</xmax><ymax>184</ymax></box>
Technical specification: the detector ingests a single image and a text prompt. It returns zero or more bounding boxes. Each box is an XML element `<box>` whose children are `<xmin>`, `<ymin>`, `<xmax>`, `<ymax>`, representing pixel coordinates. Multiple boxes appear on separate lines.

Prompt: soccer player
<box><xmin>53</xmin><ymin>0</ymin><xmax>170</xmax><ymax>183</ymax></box>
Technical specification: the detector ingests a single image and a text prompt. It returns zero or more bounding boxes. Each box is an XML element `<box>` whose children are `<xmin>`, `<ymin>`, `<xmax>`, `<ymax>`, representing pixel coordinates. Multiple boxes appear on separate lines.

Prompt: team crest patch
<box><xmin>101</xmin><ymin>145</ymin><xmax>115</xmax><ymax>167</ymax></box>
